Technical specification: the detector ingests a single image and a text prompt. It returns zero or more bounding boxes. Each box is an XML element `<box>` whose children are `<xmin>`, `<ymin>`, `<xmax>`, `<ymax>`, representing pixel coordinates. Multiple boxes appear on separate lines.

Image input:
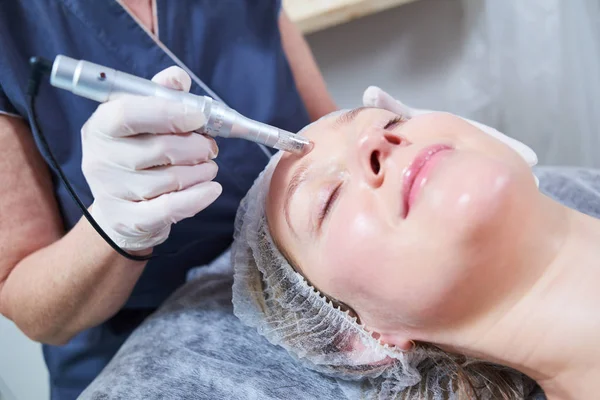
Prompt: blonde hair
<box><xmin>395</xmin><ymin>343</ymin><xmax>534</xmax><ymax>399</ymax></box>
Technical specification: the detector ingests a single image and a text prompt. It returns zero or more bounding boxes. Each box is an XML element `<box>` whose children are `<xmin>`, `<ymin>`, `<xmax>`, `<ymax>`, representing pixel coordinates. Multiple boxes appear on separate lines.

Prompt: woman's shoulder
<box><xmin>535</xmin><ymin>166</ymin><xmax>600</xmax><ymax>219</ymax></box>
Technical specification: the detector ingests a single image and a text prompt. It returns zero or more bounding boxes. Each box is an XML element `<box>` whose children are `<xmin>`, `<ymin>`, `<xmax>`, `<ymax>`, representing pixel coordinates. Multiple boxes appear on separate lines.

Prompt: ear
<box><xmin>357</xmin><ymin>313</ymin><xmax>415</xmax><ymax>353</ymax></box>
<box><xmin>377</xmin><ymin>332</ymin><xmax>414</xmax><ymax>351</ymax></box>
<box><xmin>361</xmin><ymin>322</ymin><xmax>414</xmax><ymax>352</ymax></box>
<box><xmin>342</xmin><ymin>330</ymin><xmax>397</xmax><ymax>366</ymax></box>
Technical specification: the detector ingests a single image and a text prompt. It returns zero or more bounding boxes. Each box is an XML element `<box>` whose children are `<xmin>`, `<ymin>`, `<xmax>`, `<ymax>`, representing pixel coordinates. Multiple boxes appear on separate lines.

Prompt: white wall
<box><xmin>307</xmin><ymin>0</ymin><xmax>600</xmax><ymax>168</ymax></box>
<box><xmin>0</xmin><ymin>316</ymin><xmax>49</xmax><ymax>400</ymax></box>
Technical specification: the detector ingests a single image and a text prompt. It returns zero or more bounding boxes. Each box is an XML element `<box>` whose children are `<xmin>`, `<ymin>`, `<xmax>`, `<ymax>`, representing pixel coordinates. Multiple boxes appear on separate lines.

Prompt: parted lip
<box><xmin>402</xmin><ymin>144</ymin><xmax>453</xmax><ymax>217</ymax></box>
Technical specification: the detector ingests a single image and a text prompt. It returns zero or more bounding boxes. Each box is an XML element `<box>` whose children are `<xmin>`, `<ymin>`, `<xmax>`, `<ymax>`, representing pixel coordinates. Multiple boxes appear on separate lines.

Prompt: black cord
<box><xmin>26</xmin><ymin>57</ymin><xmax>152</xmax><ymax>262</ymax></box>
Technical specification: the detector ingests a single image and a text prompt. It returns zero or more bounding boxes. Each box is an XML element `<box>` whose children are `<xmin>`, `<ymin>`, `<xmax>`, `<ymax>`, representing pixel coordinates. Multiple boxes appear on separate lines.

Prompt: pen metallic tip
<box><xmin>275</xmin><ymin>130</ymin><xmax>312</xmax><ymax>155</ymax></box>
<box><xmin>302</xmin><ymin>140</ymin><xmax>314</xmax><ymax>155</ymax></box>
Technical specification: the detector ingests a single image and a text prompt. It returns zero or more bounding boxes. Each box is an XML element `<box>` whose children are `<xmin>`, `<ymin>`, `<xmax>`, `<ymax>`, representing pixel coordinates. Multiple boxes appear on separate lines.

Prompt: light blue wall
<box><xmin>0</xmin><ymin>316</ymin><xmax>48</xmax><ymax>400</ymax></box>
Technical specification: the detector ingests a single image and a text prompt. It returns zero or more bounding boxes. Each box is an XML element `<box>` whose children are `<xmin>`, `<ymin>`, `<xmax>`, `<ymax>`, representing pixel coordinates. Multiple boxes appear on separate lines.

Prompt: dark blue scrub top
<box><xmin>0</xmin><ymin>1</ymin><xmax>310</xmax><ymax>398</ymax></box>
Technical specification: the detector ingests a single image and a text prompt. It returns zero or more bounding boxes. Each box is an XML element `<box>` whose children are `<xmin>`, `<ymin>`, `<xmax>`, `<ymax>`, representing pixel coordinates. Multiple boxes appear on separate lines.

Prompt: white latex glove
<box><xmin>81</xmin><ymin>66</ymin><xmax>222</xmax><ymax>252</ymax></box>
<box><xmin>362</xmin><ymin>86</ymin><xmax>538</xmax><ymax>167</ymax></box>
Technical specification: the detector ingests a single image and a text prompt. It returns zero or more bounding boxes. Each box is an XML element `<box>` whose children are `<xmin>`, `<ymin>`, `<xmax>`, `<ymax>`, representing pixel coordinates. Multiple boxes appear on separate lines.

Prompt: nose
<box><xmin>356</xmin><ymin>127</ymin><xmax>409</xmax><ymax>187</ymax></box>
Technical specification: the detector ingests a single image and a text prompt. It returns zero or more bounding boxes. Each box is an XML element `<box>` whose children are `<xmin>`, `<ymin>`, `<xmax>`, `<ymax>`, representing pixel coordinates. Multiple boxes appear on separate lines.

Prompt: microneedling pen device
<box><xmin>49</xmin><ymin>55</ymin><xmax>312</xmax><ymax>154</ymax></box>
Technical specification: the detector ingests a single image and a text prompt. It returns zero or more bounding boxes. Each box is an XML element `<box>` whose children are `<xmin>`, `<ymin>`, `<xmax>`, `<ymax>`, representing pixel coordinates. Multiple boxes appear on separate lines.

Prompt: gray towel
<box><xmin>535</xmin><ymin>166</ymin><xmax>600</xmax><ymax>219</ymax></box>
<box><xmin>80</xmin><ymin>167</ymin><xmax>600</xmax><ymax>400</ymax></box>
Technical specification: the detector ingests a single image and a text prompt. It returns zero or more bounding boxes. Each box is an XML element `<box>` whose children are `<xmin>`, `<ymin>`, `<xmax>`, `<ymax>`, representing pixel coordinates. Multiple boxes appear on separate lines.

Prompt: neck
<box><xmin>437</xmin><ymin>194</ymin><xmax>600</xmax><ymax>399</ymax></box>
<box><xmin>119</xmin><ymin>0</ymin><xmax>156</xmax><ymax>36</ymax></box>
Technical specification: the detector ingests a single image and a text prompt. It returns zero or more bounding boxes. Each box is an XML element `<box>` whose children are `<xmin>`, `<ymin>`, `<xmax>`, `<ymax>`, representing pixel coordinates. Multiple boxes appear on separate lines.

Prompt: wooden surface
<box><xmin>284</xmin><ymin>0</ymin><xmax>420</xmax><ymax>34</ymax></box>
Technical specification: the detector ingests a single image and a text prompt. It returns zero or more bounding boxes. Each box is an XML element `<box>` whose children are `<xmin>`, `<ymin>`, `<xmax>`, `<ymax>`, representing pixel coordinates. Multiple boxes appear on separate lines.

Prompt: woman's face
<box><xmin>266</xmin><ymin>108</ymin><xmax>538</xmax><ymax>342</ymax></box>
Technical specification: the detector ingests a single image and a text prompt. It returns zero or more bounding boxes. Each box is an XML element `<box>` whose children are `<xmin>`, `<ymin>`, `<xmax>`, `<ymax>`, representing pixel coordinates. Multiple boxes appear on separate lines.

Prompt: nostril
<box><xmin>370</xmin><ymin>151</ymin><xmax>381</xmax><ymax>175</ymax></box>
<box><xmin>384</xmin><ymin>133</ymin><xmax>401</xmax><ymax>145</ymax></box>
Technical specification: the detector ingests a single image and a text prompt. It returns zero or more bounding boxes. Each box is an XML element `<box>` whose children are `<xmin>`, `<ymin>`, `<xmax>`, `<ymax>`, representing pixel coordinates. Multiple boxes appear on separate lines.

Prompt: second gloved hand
<box><xmin>81</xmin><ymin>66</ymin><xmax>221</xmax><ymax>252</ymax></box>
<box><xmin>362</xmin><ymin>86</ymin><xmax>538</xmax><ymax>167</ymax></box>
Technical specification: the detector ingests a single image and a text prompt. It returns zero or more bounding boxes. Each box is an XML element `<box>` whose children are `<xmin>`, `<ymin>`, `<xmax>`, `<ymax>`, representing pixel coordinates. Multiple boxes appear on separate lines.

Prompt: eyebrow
<box><xmin>283</xmin><ymin>161</ymin><xmax>310</xmax><ymax>236</ymax></box>
<box><xmin>333</xmin><ymin>106</ymin><xmax>370</xmax><ymax>128</ymax></box>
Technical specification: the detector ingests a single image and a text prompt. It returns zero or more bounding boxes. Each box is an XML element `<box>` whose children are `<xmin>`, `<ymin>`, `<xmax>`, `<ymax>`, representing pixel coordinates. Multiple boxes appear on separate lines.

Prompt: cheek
<box><xmin>316</xmin><ymin>201</ymin><xmax>390</xmax><ymax>301</ymax></box>
<box><xmin>393</xmin><ymin>153</ymin><xmax>533</xmax><ymax>327</ymax></box>
<box><xmin>419</xmin><ymin>153</ymin><xmax>520</xmax><ymax>239</ymax></box>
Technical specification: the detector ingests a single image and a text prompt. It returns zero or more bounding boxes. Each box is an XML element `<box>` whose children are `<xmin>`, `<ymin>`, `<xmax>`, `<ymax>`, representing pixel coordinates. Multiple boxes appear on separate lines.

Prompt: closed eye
<box><xmin>384</xmin><ymin>116</ymin><xmax>404</xmax><ymax>130</ymax></box>
<box><xmin>317</xmin><ymin>183</ymin><xmax>342</xmax><ymax>231</ymax></box>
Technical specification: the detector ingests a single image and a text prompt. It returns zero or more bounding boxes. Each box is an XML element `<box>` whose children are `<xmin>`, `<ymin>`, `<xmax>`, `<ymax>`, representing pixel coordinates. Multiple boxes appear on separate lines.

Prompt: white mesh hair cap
<box><xmin>231</xmin><ymin>114</ymin><xmax>535</xmax><ymax>399</ymax></box>
<box><xmin>231</xmin><ymin>150</ymin><xmax>424</xmax><ymax>393</ymax></box>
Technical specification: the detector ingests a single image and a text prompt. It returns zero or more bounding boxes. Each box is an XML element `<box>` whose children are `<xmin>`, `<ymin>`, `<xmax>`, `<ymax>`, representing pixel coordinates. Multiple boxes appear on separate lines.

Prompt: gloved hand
<box><xmin>362</xmin><ymin>86</ymin><xmax>538</xmax><ymax>167</ymax></box>
<box><xmin>81</xmin><ymin>66</ymin><xmax>222</xmax><ymax>252</ymax></box>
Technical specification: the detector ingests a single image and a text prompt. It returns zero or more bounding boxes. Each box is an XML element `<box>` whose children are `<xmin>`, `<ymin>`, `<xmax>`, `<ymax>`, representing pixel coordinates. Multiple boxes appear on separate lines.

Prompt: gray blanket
<box><xmin>80</xmin><ymin>167</ymin><xmax>600</xmax><ymax>399</ymax></box>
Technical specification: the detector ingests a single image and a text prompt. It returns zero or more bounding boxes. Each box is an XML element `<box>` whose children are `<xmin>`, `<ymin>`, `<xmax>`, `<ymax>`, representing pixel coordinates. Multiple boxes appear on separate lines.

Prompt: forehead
<box><xmin>268</xmin><ymin>107</ymin><xmax>406</xmax><ymax>205</ymax></box>
<box><xmin>265</xmin><ymin>112</ymin><xmax>348</xmax><ymax>238</ymax></box>
<box><xmin>270</xmin><ymin>109</ymin><xmax>372</xmax><ymax>186</ymax></box>
<box><xmin>266</xmin><ymin>108</ymin><xmax>389</xmax><ymax>230</ymax></box>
